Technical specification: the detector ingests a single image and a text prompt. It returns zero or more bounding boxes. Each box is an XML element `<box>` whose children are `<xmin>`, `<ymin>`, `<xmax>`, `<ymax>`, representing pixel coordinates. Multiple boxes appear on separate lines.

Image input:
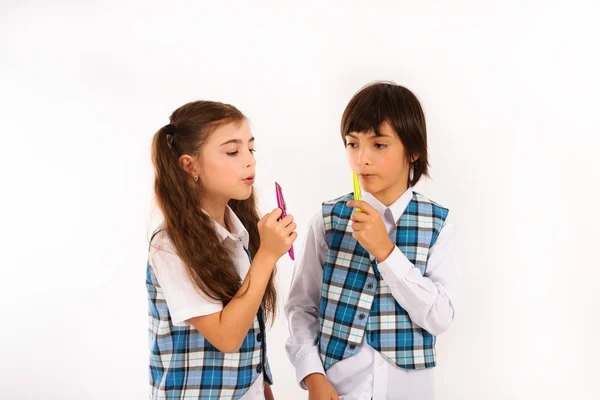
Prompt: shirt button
<box><xmin>349</xmin><ymin>344</ymin><xmax>356</xmax><ymax>350</ymax></box>
<box><xmin>359</xmin><ymin>313</ymin><xmax>366</xmax><ymax>320</ymax></box>
<box><xmin>367</xmin><ymin>283</ymin><xmax>373</xmax><ymax>289</ymax></box>
<box><xmin>256</xmin><ymin>364</ymin><xmax>262</xmax><ymax>373</ymax></box>
<box><xmin>257</xmin><ymin>333</ymin><xmax>263</xmax><ymax>342</ymax></box>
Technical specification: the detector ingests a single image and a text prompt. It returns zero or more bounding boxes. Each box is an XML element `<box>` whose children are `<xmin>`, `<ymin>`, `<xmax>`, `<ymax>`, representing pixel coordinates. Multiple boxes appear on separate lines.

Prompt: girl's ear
<box><xmin>178</xmin><ymin>155</ymin><xmax>198</xmax><ymax>178</ymax></box>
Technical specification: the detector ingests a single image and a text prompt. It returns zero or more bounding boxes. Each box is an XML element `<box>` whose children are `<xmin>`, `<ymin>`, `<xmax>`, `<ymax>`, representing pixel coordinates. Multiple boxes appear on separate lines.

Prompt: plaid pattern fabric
<box><xmin>146</xmin><ymin>258</ymin><xmax>272</xmax><ymax>399</ymax></box>
<box><xmin>318</xmin><ymin>192</ymin><xmax>448</xmax><ymax>371</ymax></box>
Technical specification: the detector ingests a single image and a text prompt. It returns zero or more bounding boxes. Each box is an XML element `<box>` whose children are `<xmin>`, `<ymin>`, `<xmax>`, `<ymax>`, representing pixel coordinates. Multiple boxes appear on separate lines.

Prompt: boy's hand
<box><xmin>305</xmin><ymin>373</ymin><xmax>340</xmax><ymax>400</ymax></box>
<box><xmin>347</xmin><ymin>200</ymin><xmax>395</xmax><ymax>263</ymax></box>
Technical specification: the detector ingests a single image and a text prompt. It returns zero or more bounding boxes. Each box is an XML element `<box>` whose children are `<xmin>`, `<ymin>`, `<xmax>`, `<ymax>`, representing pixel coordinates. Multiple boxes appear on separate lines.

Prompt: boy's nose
<box><xmin>357</xmin><ymin>148</ymin><xmax>370</xmax><ymax>166</ymax></box>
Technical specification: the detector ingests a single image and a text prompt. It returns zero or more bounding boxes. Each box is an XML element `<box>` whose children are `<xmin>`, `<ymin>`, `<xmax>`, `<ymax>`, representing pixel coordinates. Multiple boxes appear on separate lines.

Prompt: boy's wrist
<box><xmin>303</xmin><ymin>372</ymin><xmax>326</xmax><ymax>390</ymax></box>
<box><xmin>375</xmin><ymin>242</ymin><xmax>396</xmax><ymax>263</ymax></box>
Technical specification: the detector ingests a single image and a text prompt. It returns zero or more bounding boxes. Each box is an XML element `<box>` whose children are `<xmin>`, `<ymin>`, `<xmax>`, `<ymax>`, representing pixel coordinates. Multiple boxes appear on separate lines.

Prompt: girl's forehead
<box><xmin>207</xmin><ymin>119</ymin><xmax>253</xmax><ymax>144</ymax></box>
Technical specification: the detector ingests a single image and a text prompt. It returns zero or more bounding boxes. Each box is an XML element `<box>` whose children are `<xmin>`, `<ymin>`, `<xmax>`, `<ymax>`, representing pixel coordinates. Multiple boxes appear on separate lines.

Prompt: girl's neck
<box><xmin>201</xmin><ymin>196</ymin><xmax>230</xmax><ymax>232</ymax></box>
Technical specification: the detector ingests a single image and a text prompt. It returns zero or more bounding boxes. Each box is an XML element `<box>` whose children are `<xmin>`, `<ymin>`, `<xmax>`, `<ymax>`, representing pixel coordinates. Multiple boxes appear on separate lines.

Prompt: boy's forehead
<box><xmin>347</xmin><ymin>121</ymin><xmax>396</xmax><ymax>138</ymax></box>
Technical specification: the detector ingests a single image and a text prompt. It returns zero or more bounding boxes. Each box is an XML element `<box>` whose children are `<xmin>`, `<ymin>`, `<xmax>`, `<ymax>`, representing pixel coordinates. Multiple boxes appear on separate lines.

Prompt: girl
<box><xmin>147</xmin><ymin>101</ymin><xmax>296</xmax><ymax>400</ymax></box>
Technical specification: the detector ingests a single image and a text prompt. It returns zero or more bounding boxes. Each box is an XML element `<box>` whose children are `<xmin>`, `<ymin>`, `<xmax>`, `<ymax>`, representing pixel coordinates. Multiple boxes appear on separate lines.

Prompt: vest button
<box><xmin>349</xmin><ymin>344</ymin><xmax>356</xmax><ymax>350</ymax></box>
<box><xmin>359</xmin><ymin>313</ymin><xmax>365</xmax><ymax>320</ymax></box>
<box><xmin>256</xmin><ymin>364</ymin><xmax>263</xmax><ymax>373</ymax></box>
<box><xmin>257</xmin><ymin>333</ymin><xmax>263</xmax><ymax>342</ymax></box>
<box><xmin>367</xmin><ymin>283</ymin><xmax>373</xmax><ymax>289</ymax></box>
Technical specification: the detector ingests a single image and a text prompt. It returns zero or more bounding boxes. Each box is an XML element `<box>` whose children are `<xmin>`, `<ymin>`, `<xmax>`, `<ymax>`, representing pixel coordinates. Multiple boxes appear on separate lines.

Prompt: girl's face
<box><xmin>187</xmin><ymin>120</ymin><xmax>257</xmax><ymax>205</ymax></box>
<box><xmin>345</xmin><ymin>121</ymin><xmax>413</xmax><ymax>205</ymax></box>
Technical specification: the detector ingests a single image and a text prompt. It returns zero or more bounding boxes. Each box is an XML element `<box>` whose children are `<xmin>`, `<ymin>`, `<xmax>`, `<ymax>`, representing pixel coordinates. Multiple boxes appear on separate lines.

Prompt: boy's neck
<box><xmin>372</xmin><ymin>182</ymin><xmax>410</xmax><ymax>207</ymax></box>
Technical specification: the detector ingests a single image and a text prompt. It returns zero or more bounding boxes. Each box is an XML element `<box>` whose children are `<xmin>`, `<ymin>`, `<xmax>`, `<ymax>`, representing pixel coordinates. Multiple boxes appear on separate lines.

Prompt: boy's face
<box><xmin>345</xmin><ymin>121</ymin><xmax>413</xmax><ymax>206</ymax></box>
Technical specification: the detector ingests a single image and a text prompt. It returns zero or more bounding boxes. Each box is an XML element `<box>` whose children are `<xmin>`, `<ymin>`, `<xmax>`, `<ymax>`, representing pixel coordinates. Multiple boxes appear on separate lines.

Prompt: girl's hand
<box><xmin>264</xmin><ymin>382</ymin><xmax>274</xmax><ymax>400</ymax></box>
<box><xmin>257</xmin><ymin>208</ymin><xmax>297</xmax><ymax>262</ymax></box>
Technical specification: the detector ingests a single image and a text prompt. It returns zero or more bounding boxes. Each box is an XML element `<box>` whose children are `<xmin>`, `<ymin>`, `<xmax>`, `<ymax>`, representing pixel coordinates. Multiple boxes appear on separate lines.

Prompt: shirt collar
<box><xmin>206</xmin><ymin>206</ymin><xmax>250</xmax><ymax>248</ymax></box>
<box><xmin>362</xmin><ymin>187</ymin><xmax>414</xmax><ymax>224</ymax></box>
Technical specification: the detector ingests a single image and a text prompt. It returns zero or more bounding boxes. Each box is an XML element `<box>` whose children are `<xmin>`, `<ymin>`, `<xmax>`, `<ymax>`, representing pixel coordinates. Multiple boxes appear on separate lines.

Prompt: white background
<box><xmin>1</xmin><ymin>1</ymin><xmax>599</xmax><ymax>399</ymax></box>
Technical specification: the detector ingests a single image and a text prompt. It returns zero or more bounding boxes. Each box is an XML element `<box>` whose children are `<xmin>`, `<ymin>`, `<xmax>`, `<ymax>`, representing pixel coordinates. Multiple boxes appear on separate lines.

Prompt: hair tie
<box><xmin>164</xmin><ymin>124</ymin><xmax>177</xmax><ymax>134</ymax></box>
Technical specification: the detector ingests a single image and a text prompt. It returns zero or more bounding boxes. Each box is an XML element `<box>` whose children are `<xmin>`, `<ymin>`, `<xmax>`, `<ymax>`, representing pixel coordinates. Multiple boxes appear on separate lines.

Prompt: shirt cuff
<box><xmin>376</xmin><ymin>246</ymin><xmax>413</xmax><ymax>284</ymax></box>
<box><xmin>293</xmin><ymin>346</ymin><xmax>326</xmax><ymax>390</ymax></box>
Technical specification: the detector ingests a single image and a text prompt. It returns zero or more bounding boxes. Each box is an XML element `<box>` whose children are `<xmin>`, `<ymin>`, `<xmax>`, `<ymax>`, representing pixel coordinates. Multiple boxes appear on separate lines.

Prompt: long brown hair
<box><xmin>151</xmin><ymin>100</ymin><xmax>277</xmax><ymax>323</ymax></box>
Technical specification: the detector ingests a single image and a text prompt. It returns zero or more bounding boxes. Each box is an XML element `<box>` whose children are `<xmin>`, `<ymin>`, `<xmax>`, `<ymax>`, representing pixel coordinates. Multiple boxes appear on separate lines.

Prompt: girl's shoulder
<box><xmin>149</xmin><ymin>227</ymin><xmax>177</xmax><ymax>256</ymax></box>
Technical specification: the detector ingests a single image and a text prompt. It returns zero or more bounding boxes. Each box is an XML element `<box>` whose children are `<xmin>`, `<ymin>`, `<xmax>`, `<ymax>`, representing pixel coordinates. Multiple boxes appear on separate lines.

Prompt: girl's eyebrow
<box><xmin>219</xmin><ymin>137</ymin><xmax>255</xmax><ymax>146</ymax></box>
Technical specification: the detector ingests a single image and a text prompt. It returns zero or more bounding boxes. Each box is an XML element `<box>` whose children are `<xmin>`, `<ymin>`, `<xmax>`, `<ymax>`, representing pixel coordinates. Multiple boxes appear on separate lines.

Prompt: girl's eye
<box><xmin>227</xmin><ymin>151</ymin><xmax>239</xmax><ymax>156</ymax></box>
<box><xmin>375</xmin><ymin>143</ymin><xmax>388</xmax><ymax>149</ymax></box>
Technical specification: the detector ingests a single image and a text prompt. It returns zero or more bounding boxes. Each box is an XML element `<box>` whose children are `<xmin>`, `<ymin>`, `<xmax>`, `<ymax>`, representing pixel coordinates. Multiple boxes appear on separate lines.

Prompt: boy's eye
<box><xmin>249</xmin><ymin>149</ymin><xmax>256</xmax><ymax>154</ymax></box>
<box><xmin>375</xmin><ymin>143</ymin><xmax>388</xmax><ymax>149</ymax></box>
<box><xmin>346</xmin><ymin>142</ymin><xmax>357</xmax><ymax>148</ymax></box>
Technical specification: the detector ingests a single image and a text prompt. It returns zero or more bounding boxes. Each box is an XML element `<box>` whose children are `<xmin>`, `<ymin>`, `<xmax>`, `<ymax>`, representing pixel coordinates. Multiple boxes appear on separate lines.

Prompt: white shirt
<box><xmin>149</xmin><ymin>206</ymin><xmax>266</xmax><ymax>400</ymax></box>
<box><xmin>285</xmin><ymin>188</ymin><xmax>459</xmax><ymax>400</ymax></box>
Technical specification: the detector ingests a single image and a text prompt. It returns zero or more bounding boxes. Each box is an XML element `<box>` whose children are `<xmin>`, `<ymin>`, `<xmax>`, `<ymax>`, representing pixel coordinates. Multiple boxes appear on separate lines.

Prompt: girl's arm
<box><xmin>264</xmin><ymin>382</ymin><xmax>274</xmax><ymax>400</ymax></box>
<box><xmin>188</xmin><ymin>248</ymin><xmax>278</xmax><ymax>353</ymax></box>
<box><xmin>189</xmin><ymin>209</ymin><xmax>296</xmax><ymax>353</ymax></box>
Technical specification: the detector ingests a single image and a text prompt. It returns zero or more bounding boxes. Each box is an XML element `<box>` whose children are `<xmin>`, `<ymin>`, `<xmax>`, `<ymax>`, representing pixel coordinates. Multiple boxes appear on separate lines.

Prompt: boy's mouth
<box><xmin>359</xmin><ymin>173</ymin><xmax>376</xmax><ymax>180</ymax></box>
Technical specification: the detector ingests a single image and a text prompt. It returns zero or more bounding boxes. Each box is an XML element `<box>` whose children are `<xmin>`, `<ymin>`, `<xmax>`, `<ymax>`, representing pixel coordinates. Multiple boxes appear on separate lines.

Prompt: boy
<box><xmin>285</xmin><ymin>82</ymin><xmax>459</xmax><ymax>400</ymax></box>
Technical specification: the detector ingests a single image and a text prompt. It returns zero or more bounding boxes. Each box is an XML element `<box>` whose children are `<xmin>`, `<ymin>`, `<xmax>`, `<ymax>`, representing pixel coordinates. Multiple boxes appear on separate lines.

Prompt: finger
<box><xmin>284</xmin><ymin>222</ymin><xmax>297</xmax><ymax>234</ymax></box>
<box><xmin>347</xmin><ymin>200</ymin><xmax>376</xmax><ymax>215</ymax></box>
<box><xmin>268</xmin><ymin>208</ymin><xmax>283</xmax><ymax>222</ymax></box>
<box><xmin>279</xmin><ymin>214</ymin><xmax>294</xmax><ymax>226</ymax></box>
<box><xmin>351</xmin><ymin>211</ymin><xmax>369</xmax><ymax>223</ymax></box>
<box><xmin>285</xmin><ymin>232</ymin><xmax>298</xmax><ymax>246</ymax></box>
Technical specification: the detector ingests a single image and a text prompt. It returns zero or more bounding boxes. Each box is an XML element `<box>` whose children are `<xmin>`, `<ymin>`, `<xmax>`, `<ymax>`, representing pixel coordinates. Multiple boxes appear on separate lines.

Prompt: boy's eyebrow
<box><xmin>220</xmin><ymin>137</ymin><xmax>255</xmax><ymax>146</ymax></box>
<box><xmin>345</xmin><ymin>132</ymin><xmax>391</xmax><ymax>139</ymax></box>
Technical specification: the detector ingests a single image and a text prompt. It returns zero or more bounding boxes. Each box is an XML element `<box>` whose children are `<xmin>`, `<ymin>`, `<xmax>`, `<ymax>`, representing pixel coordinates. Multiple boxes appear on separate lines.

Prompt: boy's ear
<box><xmin>410</xmin><ymin>153</ymin><xmax>421</xmax><ymax>163</ymax></box>
<box><xmin>178</xmin><ymin>155</ymin><xmax>198</xmax><ymax>177</ymax></box>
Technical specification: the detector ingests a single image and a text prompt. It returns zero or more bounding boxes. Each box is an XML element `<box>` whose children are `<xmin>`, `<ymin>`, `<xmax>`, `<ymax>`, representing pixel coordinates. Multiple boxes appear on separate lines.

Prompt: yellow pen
<box><xmin>352</xmin><ymin>171</ymin><xmax>363</xmax><ymax>212</ymax></box>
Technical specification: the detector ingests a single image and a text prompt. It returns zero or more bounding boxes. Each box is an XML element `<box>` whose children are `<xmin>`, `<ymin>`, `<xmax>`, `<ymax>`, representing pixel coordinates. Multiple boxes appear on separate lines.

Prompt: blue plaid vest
<box><xmin>147</xmin><ymin>245</ymin><xmax>272</xmax><ymax>399</ymax></box>
<box><xmin>318</xmin><ymin>192</ymin><xmax>448</xmax><ymax>371</ymax></box>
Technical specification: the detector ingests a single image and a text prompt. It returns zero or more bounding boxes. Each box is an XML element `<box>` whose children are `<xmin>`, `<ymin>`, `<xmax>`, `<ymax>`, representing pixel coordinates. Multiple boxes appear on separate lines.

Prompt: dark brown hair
<box><xmin>151</xmin><ymin>100</ymin><xmax>277</xmax><ymax>323</ymax></box>
<box><xmin>341</xmin><ymin>81</ymin><xmax>430</xmax><ymax>186</ymax></box>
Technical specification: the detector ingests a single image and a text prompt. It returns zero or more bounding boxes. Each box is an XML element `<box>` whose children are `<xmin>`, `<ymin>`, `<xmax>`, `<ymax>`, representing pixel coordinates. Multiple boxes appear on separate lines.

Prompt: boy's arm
<box><xmin>376</xmin><ymin>215</ymin><xmax>459</xmax><ymax>336</ymax></box>
<box><xmin>285</xmin><ymin>211</ymin><xmax>327</xmax><ymax>389</ymax></box>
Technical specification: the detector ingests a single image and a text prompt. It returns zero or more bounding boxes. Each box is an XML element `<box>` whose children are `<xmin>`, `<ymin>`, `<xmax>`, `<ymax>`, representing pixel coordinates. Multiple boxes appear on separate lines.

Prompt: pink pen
<box><xmin>275</xmin><ymin>182</ymin><xmax>295</xmax><ymax>260</ymax></box>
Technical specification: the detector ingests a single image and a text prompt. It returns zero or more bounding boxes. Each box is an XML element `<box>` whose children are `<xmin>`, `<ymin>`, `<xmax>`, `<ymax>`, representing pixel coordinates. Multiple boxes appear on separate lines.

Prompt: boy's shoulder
<box><xmin>322</xmin><ymin>192</ymin><xmax>354</xmax><ymax>207</ymax></box>
<box><xmin>412</xmin><ymin>191</ymin><xmax>450</xmax><ymax>219</ymax></box>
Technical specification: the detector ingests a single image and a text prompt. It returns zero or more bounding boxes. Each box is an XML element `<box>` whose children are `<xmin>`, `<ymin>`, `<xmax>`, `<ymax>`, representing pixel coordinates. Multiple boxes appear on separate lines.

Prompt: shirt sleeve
<box><xmin>149</xmin><ymin>231</ymin><xmax>223</xmax><ymax>327</ymax></box>
<box><xmin>285</xmin><ymin>211</ymin><xmax>327</xmax><ymax>389</ymax></box>
<box><xmin>376</xmin><ymin>212</ymin><xmax>460</xmax><ymax>335</ymax></box>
